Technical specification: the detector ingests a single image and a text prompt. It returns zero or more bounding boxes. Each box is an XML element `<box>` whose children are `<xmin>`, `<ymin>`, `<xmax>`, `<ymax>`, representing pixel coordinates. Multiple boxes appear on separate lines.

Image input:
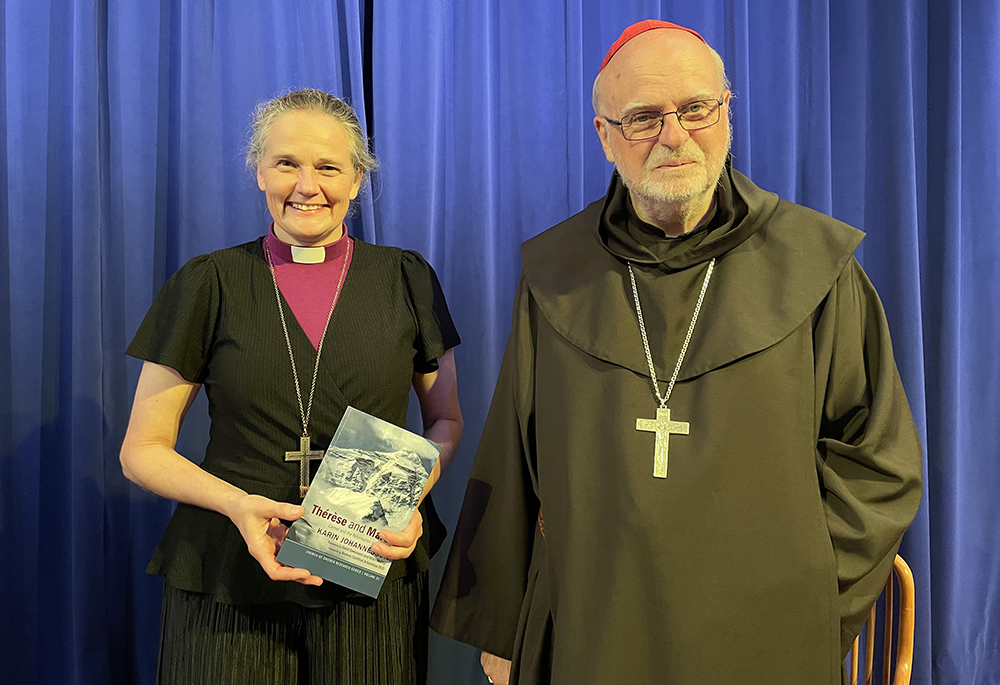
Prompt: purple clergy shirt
<box><xmin>264</xmin><ymin>226</ymin><xmax>354</xmax><ymax>350</ymax></box>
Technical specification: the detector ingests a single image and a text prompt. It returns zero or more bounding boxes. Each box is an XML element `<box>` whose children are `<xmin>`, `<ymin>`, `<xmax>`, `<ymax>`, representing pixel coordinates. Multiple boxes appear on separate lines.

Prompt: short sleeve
<box><xmin>126</xmin><ymin>254</ymin><xmax>221</xmax><ymax>383</ymax></box>
<box><xmin>400</xmin><ymin>250</ymin><xmax>461</xmax><ymax>374</ymax></box>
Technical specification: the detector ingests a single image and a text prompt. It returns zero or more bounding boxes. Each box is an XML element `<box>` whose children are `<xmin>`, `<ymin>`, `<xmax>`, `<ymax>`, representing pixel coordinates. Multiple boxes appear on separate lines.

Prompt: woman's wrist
<box><xmin>217</xmin><ymin>486</ymin><xmax>251</xmax><ymax>520</ymax></box>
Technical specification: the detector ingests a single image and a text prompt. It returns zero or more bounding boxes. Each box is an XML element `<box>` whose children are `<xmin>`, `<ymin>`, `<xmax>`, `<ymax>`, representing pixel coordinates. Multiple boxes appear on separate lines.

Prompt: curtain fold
<box><xmin>371</xmin><ymin>3</ymin><xmax>998</xmax><ymax>684</ymax></box>
<box><xmin>2</xmin><ymin>1</ymin><xmax>370</xmax><ymax>683</ymax></box>
<box><xmin>1</xmin><ymin>1</ymin><xmax>997</xmax><ymax>683</ymax></box>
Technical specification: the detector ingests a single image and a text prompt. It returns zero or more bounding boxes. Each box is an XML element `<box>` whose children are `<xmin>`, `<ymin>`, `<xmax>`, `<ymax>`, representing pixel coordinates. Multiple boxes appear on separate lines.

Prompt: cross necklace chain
<box><xmin>264</xmin><ymin>235</ymin><xmax>351</xmax><ymax>497</ymax></box>
<box><xmin>629</xmin><ymin>258</ymin><xmax>715</xmax><ymax>479</ymax></box>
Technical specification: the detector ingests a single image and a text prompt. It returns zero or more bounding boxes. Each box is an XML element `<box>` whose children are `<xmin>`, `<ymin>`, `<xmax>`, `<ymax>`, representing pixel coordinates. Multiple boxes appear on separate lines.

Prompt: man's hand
<box><xmin>481</xmin><ymin>651</ymin><xmax>511</xmax><ymax>685</ymax></box>
<box><xmin>228</xmin><ymin>494</ymin><xmax>323</xmax><ymax>585</ymax></box>
<box><xmin>371</xmin><ymin>508</ymin><xmax>424</xmax><ymax>560</ymax></box>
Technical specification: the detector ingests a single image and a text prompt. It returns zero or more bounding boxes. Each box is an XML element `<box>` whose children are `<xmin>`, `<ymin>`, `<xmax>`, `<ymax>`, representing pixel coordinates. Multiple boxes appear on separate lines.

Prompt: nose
<box><xmin>657</xmin><ymin>114</ymin><xmax>690</xmax><ymax>150</ymax></box>
<box><xmin>296</xmin><ymin>167</ymin><xmax>320</xmax><ymax>195</ymax></box>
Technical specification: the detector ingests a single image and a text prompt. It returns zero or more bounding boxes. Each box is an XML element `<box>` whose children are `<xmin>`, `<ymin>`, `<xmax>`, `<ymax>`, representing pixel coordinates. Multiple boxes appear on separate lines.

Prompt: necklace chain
<box><xmin>627</xmin><ymin>258</ymin><xmax>715</xmax><ymax>408</ymax></box>
<box><xmin>264</xmin><ymin>235</ymin><xmax>351</xmax><ymax>437</ymax></box>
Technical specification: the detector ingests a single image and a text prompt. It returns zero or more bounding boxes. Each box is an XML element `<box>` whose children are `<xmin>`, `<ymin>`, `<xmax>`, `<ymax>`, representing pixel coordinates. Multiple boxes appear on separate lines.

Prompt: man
<box><xmin>431</xmin><ymin>20</ymin><xmax>922</xmax><ymax>685</ymax></box>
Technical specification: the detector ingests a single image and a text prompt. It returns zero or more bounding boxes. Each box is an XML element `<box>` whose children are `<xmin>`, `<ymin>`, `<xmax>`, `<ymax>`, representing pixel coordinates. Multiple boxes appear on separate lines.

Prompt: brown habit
<box><xmin>431</xmin><ymin>167</ymin><xmax>923</xmax><ymax>684</ymax></box>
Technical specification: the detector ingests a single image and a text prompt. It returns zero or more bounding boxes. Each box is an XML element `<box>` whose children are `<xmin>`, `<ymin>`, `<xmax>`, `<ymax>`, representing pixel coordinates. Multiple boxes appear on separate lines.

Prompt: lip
<box><xmin>656</xmin><ymin>160</ymin><xmax>694</xmax><ymax>169</ymax></box>
<box><xmin>287</xmin><ymin>202</ymin><xmax>329</xmax><ymax>212</ymax></box>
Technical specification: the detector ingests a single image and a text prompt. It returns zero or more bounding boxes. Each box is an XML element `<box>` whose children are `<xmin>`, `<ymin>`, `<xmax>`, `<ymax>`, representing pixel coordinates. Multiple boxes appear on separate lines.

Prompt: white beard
<box><xmin>618</xmin><ymin>138</ymin><xmax>725</xmax><ymax>206</ymax></box>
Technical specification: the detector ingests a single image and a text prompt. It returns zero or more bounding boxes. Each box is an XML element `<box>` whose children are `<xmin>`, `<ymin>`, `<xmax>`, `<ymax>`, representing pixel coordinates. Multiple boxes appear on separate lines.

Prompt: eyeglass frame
<box><xmin>602</xmin><ymin>95</ymin><xmax>727</xmax><ymax>141</ymax></box>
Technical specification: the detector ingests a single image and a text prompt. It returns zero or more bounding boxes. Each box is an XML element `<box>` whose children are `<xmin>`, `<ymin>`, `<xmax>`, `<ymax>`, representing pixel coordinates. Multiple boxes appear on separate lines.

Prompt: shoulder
<box><xmin>372</xmin><ymin>245</ymin><xmax>461</xmax><ymax>356</ymax></box>
<box><xmin>513</xmin><ymin>199</ymin><xmax>625</xmax><ymax>362</ymax></box>
<box><xmin>158</xmin><ymin>252</ymin><xmax>222</xmax><ymax>297</ymax></box>
<box><xmin>156</xmin><ymin>240</ymin><xmax>269</xmax><ymax>300</ymax></box>
<box><xmin>519</xmin><ymin>197</ymin><xmax>613</xmax><ymax>301</ymax></box>
<box><xmin>772</xmin><ymin>197</ymin><xmax>864</xmax><ymax>250</ymax></box>
<box><xmin>400</xmin><ymin>248</ymin><xmax>432</xmax><ymax>273</ymax></box>
<box><xmin>350</xmin><ymin>241</ymin><xmax>441</xmax><ymax>283</ymax></box>
<box><xmin>166</xmin><ymin>239</ymin><xmax>263</xmax><ymax>280</ymax></box>
<box><xmin>521</xmin><ymin>198</ymin><xmax>605</xmax><ymax>271</ymax></box>
<box><xmin>730</xmin><ymin>169</ymin><xmax>864</xmax><ymax>261</ymax></box>
<box><xmin>348</xmin><ymin>239</ymin><xmax>435</xmax><ymax>285</ymax></box>
<box><xmin>204</xmin><ymin>239</ymin><xmax>265</xmax><ymax>271</ymax></box>
<box><xmin>352</xmin><ymin>238</ymin><xmax>403</xmax><ymax>262</ymax></box>
<box><xmin>397</xmin><ymin>248</ymin><xmax>447</xmax><ymax>301</ymax></box>
<box><xmin>739</xmin><ymin>194</ymin><xmax>864</xmax><ymax>300</ymax></box>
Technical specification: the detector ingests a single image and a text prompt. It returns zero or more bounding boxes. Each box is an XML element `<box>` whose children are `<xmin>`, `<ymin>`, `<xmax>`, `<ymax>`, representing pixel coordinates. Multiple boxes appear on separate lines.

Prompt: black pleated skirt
<box><xmin>157</xmin><ymin>573</ymin><xmax>428</xmax><ymax>685</ymax></box>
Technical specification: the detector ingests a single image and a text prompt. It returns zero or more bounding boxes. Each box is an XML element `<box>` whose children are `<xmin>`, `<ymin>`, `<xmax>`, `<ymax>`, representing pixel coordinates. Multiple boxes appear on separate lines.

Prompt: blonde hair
<box><xmin>245</xmin><ymin>89</ymin><xmax>378</xmax><ymax>181</ymax></box>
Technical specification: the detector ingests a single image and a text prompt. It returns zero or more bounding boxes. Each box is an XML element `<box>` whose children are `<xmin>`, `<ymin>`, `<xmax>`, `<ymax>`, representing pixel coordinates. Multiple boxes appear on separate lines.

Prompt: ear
<box><xmin>256</xmin><ymin>165</ymin><xmax>266</xmax><ymax>191</ymax></box>
<box><xmin>349</xmin><ymin>171</ymin><xmax>363</xmax><ymax>201</ymax></box>
<box><xmin>593</xmin><ymin>117</ymin><xmax>617</xmax><ymax>164</ymax></box>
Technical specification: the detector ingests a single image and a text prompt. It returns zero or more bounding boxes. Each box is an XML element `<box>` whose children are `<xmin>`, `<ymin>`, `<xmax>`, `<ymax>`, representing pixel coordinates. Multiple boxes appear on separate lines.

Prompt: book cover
<box><xmin>276</xmin><ymin>406</ymin><xmax>441</xmax><ymax>597</ymax></box>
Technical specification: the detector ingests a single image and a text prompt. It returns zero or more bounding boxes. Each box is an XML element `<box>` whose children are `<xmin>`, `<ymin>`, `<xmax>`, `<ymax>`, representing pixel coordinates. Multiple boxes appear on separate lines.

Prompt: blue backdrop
<box><xmin>1</xmin><ymin>1</ymin><xmax>997</xmax><ymax>683</ymax></box>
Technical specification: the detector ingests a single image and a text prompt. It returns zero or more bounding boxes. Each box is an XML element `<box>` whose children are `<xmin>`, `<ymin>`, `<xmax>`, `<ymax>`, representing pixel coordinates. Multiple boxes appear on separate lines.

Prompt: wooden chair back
<box><xmin>848</xmin><ymin>554</ymin><xmax>915</xmax><ymax>685</ymax></box>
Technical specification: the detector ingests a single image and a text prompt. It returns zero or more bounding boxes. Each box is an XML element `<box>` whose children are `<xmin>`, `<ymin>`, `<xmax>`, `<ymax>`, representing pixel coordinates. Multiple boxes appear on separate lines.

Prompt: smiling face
<box><xmin>594</xmin><ymin>30</ymin><xmax>730</xmax><ymax>219</ymax></box>
<box><xmin>256</xmin><ymin>110</ymin><xmax>363</xmax><ymax>246</ymax></box>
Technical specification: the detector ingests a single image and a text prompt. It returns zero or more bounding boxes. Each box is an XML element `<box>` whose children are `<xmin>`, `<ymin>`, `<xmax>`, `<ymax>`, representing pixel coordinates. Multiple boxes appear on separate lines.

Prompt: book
<box><xmin>276</xmin><ymin>406</ymin><xmax>441</xmax><ymax>597</ymax></box>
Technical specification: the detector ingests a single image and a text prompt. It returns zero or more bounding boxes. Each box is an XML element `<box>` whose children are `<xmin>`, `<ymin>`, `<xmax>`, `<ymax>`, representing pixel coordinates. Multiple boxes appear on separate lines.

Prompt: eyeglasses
<box><xmin>603</xmin><ymin>97</ymin><xmax>725</xmax><ymax>141</ymax></box>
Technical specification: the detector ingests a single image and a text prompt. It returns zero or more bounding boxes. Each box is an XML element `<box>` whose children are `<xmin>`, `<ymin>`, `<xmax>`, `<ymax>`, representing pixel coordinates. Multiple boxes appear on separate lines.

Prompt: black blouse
<box><xmin>127</xmin><ymin>237</ymin><xmax>459</xmax><ymax>606</ymax></box>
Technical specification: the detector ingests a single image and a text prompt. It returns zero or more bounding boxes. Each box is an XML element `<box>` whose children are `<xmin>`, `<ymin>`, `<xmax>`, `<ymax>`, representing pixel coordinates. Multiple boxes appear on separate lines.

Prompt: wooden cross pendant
<box><xmin>285</xmin><ymin>434</ymin><xmax>325</xmax><ymax>498</ymax></box>
<box><xmin>636</xmin><ymin>407</ymin><xmax>690</xmax><ymax>479</ymax></box>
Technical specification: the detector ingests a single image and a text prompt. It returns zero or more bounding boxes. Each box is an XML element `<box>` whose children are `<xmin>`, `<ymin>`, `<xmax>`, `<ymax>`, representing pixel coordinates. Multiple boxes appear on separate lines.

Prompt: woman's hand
<box><xmin>226</xmin><ymin>494</ymin><xmax>324</xmax><ymax>586</ymax></box>
<box><xmin>121</xmin><ymin>363</ymin><xmax>323</xmax><ymax>586</ymax></box>
<box><xmin>371</xmin><ymin>508</ymin><xmax>423</xmax><ymax>560</ymax></box>
<box><xmin>480</xmin><ymin>651</ymin><xmax>511</xmax><ymax>685</ymax></box>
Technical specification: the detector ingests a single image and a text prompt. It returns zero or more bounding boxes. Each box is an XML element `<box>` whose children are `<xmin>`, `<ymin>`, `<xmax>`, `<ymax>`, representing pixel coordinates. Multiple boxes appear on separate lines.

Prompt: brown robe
<box><xmin>431</xmin><ymin>167</ymin><xmax>923</xmax><ymax>684</ymax></box>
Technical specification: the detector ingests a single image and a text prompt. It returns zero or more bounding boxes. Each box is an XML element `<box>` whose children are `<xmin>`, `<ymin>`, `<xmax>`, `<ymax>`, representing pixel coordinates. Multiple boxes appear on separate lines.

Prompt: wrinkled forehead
<box><xmin>600</xmin><ymin>30</ymin><xmax>721</xmax><ymax>111</ymax></box>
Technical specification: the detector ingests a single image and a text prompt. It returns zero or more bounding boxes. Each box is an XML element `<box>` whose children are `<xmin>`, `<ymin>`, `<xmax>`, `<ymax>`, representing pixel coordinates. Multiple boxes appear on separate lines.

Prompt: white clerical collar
<box><xmin>289</xmin><ymin>245</ymin><xmax>326</xmax><ymax>264</ymax></box>
<box><xmin>267</xmin><ymin>224</ymin><xmax>349</xmax><ymax>264</ymax></box>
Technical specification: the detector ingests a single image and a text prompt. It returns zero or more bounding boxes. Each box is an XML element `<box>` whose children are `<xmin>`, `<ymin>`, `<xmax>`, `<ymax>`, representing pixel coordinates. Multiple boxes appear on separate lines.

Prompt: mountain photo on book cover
<box><xmin>285</xmin><ymin>408</ymin><xmax>439</xmax><ymax>550</ymax></box>
<box><xmin>277</xmin><ymin>406</ymin><xmax>441</xmax><ymax>596</ymax></box>
<box><xmin>308</xmin><ymin>446</ymin><xmax>428</xmax><ymax>530</ymax></box>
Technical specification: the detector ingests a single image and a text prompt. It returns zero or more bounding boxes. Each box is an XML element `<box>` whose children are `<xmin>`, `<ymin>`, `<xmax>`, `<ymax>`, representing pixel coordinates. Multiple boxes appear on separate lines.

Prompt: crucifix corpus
<box><xmin>636</xmin><ymin>407</ymin><xmax>689</xmax><ymax>478</ymax></box>
<box><xmin>285</xmin><ymin>435</ymin><xmax>325</xmax><ymax>498</ymax></box>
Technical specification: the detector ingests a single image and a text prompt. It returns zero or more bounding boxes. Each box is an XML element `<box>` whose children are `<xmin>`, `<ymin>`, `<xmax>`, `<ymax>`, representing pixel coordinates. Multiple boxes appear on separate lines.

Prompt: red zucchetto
<box><xmin>599</xmin><ymin>20</ymin><xmax>707</xmax><ymax>73</ymax></box>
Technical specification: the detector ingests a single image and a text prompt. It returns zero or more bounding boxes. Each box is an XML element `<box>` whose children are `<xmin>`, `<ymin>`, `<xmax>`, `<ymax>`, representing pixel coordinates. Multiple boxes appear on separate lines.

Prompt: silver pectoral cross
<box><xmin>636</xmin><ymin>407</ymin><xmax>690</xmax><ymax>478</ymax></box>
<box><xmin>285</xmin><ymin>434</ymin><xmax>325</xmax><ymax>497</ymax></box>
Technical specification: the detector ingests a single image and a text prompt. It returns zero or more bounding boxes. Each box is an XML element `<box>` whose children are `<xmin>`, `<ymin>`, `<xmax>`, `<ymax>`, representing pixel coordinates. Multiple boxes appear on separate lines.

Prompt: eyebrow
<box><xmin>618</xmin><ymin>91</ymin><xmax>720</xmax><ymax>116</ymax></box>
<box><xmin>268</xmin><ymin>152</ymin><xmax>345</xmax><ymax>166</ymax></box>
<box><xmin>619</xmin><ymin>101</ymin><xmax>660</xmax><ymax>117</ymax></box>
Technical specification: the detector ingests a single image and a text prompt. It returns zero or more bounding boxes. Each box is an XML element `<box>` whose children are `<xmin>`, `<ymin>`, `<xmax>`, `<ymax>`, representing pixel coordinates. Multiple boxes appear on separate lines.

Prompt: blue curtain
<box><xmin>0</xmin><ymin>1</ymin><xmax>372</xmax><ymax>682</ymax></box>
<box><xmin>1</xmin><ymin>1</ymin><xmax>997</xmax><ymax>683</ymax></box>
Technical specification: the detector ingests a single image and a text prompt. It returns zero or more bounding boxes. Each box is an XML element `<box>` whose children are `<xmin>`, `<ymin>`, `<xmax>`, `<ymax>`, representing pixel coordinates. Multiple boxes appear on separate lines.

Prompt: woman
<box><xmin>120</xmin><ymin>89</ymin><xmax>462</xmax><ymax>684</ymax></box>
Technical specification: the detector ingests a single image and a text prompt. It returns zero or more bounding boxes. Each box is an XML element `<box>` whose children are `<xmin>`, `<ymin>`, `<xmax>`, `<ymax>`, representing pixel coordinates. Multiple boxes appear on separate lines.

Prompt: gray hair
<box><xmin>592</xmin><ymin>44</ymin><xmax>731</xmax><ymax>114</ymax></box>
<box><xmin>245</xmin><ymin>89</ymin><xmax>379</xmax><ymax>182</ymax></box>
